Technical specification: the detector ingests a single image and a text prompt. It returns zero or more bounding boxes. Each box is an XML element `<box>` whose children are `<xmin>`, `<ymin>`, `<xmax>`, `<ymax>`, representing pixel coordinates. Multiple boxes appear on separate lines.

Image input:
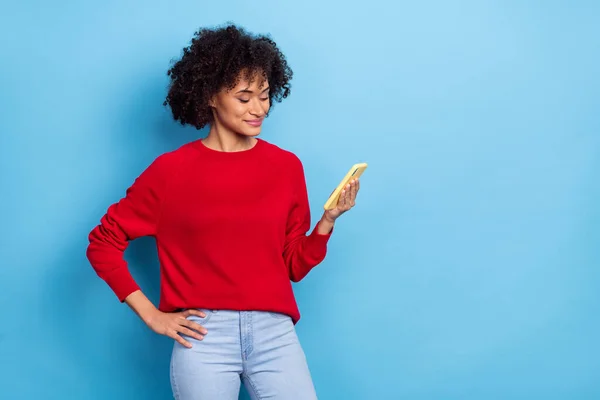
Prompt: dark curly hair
<box><xmin>163</xmin><ymin>24</ymin><xmax>293</xmax><ymax>130</ymax></box>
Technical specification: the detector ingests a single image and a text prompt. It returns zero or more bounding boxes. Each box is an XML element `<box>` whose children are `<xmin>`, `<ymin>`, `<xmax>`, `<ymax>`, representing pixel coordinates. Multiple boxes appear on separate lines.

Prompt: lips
<box><xmin>245</xmin><ymin>119</ymin><xmax>263</xmax><ymax>127</ymax></box>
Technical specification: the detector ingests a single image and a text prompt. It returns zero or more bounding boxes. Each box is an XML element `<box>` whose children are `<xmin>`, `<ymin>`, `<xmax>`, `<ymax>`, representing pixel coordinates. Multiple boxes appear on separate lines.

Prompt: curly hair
<box><xmin>163</xmin><ymin>24</ymin><xmax>293</xmax><ymax>130</ymax></box>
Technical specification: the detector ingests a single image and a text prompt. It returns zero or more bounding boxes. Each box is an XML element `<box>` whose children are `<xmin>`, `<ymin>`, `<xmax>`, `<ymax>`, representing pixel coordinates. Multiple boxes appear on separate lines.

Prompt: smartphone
<box><xmin>323</xmin><ymin>162</ymin><xmax>368</xmax><ymax>210</ymax></box>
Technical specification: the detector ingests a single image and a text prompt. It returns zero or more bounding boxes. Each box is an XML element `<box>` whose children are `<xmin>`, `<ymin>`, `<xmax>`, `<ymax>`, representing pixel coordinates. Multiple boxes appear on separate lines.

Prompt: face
<box><xmin>209</xmin><ymin>73</ymin><xmax>271</xmax><ymax>137</ymax></box>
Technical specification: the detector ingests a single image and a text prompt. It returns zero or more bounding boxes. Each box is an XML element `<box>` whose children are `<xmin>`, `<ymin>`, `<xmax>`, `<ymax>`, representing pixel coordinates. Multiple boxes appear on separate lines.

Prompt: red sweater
<box><xmin>86</xmin><ymin>138</ymin><xmax>332</xmax><ymax>323</ymax></box>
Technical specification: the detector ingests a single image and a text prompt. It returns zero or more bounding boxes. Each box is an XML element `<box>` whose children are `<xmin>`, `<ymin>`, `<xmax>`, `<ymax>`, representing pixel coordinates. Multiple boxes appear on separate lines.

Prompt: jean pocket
<box><xmin>268</xmin><ymin>311</ymin><xmax>290</xmax><ymax>320</ymax></box>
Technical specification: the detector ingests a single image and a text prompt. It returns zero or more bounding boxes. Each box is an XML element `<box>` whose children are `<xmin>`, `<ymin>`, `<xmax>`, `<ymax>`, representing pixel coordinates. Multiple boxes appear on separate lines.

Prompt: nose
<box><xmin>249</xmin><ymin>98</ymin><xmax>267</xmax><ymax>117</ymax></box>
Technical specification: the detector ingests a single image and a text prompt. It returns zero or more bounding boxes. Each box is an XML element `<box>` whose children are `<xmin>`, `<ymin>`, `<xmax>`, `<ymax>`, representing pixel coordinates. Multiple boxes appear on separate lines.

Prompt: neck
<box><xmin>203</xmin><ymin>121</ymin><xmax>257</xmax><ymax>152</ymax></box>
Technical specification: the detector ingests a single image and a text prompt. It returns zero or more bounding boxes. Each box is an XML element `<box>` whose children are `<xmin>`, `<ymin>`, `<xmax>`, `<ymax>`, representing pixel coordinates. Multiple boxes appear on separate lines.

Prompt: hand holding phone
<box><xmin>323</xmin><ymin>163</ymin><xmax>367</xmax><ymax>210</ymax></box>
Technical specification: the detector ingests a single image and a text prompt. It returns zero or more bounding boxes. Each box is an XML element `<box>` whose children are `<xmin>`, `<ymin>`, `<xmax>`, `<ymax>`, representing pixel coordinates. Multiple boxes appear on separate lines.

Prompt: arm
<box><xmin>86</xmin><ymin>154</ymin><xmax>170</xmax><ymax>305</ymax></box>
<box><xmin>283</xmin><ymin>157</ymin><xmax>333</xmax><ymax>282</ymax></box>
<box><xmin>316</xmin><ymin>214</ymin><xmax>335</xmax><ymax>235</ymax></box>
<box><xmin>86</xmin><ymin>155</ymin><xmax>207</xmax><ymax>348</ymax></box>
<box><xmin>125</xmin><ymin>290</ymin><xmax>162</xmax><ymax>324</ymax></box>
<box><xmin>283</xmin><ymin>157</ymin><xmax>361</xmax><ymax>282</ymax></box>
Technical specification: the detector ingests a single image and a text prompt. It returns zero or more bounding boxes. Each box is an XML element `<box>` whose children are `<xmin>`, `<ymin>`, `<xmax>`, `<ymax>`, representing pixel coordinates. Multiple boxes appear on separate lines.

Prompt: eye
<box><xmin>260</xmin><ymin>97</ymin><xmax>269</xmax><ymax>102</ymax></box>
<box><xmin>238</xmin><ymin>99</ymin><xmax>249</xmax><ymax>103</ymax></box>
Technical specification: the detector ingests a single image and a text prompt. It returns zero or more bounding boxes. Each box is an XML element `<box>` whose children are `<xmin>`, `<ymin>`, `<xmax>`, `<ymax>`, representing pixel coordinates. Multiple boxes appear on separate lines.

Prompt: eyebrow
<box><xmin>236</xmin><ymin>86</ymin><xmax>270</xmax><ymax>94</ymax></box>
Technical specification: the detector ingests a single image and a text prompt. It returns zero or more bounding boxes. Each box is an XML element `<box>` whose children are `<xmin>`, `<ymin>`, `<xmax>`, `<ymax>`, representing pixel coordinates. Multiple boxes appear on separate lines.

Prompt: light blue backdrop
<box><xmin>1</xmin><ymin>1</ymin><xmax>599</xmax><ymax>399</ymax></box>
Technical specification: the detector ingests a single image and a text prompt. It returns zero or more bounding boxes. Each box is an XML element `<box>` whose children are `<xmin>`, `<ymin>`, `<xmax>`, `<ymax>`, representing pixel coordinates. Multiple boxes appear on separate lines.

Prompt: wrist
<box><xmin>317</xmin><ymin>214</ymin><xmax>335</xmax><ymax>235</ymax></box>
<box><xmin>322</xmin><ymin>212</ymin><xmax>336</xmax><ymax>224</ymax></box>
<box><xmin>125</xmin><ymin>290</ymin><xmax>160</xmax><ymax>324</ymax></box>
<box><xmin>142</xmin><ymin>307</ymin><xmax>161</xmax><ymax>325</ymax></box>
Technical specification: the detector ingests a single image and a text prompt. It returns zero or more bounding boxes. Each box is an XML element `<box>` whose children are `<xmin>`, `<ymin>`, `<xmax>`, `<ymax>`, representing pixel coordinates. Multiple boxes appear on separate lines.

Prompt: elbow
<box><xmin>286</xmin><ymin>254</ymin><xmax>326</xmax><ymax>282</ymax></box>
<box><xmin>288</xmin><ymin>264</ymin><xmax>311</xmax><ymax>283</ymax></box>
<box><xmin>85</xmin><ymin>228</ymin><xmax>96</xmax><ymax>262</ymax></box>
<box><xmin>86</xmin><ymin>226</ymin><xmax>103</xmax><ymax>263</ymax></box>
<box><xmin>85</xmin><ymin>224</ymin><xmax>127</xmax><ymax>275</ymax></box>
<box><xmin>85</xmin><ymin>240</ymin><xmax>97</xmax><ymax>266</ymax></box>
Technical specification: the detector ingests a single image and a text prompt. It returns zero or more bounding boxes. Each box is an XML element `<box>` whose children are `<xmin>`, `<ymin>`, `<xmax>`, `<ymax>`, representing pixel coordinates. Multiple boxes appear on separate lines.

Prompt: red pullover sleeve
<box><xmin>86</xmin><ymin>154</ymin><xmax>171</xmax><ymax>301</ymax></box>
<box><xmin>283</xmin><ymin>156</ymin><xmax>333</xmax><ymax>282</ymax></box>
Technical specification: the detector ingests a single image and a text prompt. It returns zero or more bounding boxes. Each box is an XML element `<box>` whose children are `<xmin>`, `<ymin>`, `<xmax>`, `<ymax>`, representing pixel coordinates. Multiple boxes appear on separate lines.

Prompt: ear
<box><xmin>208</xmin><ymin>95</ymin><xmax>216</xmax><ymax>108</ymax></box>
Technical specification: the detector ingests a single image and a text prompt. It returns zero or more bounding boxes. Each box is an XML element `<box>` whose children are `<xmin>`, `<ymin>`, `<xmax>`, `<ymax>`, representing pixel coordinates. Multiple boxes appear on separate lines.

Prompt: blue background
<box><xmin>1</xmin><ymin>1</ymin><xmax>599</xmax><ymax>399</ymax></box>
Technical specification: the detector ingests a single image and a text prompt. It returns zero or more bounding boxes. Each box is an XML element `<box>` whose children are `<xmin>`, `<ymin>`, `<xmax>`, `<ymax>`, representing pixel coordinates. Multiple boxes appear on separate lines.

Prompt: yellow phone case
<box><xmin>323</xmin><ymin>162</ymin><xmax>368</xmax><ymax>210</ymax></box>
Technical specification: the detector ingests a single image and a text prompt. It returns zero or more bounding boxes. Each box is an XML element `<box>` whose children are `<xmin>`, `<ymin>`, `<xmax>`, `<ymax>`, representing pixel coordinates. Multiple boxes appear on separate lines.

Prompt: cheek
<box><xmin>230</xmin><ymin>101</ymin><xmax>248</xmax><ymax>118</ymax></box>
<box><xmin>237</xmin><ymin>104</ymin><xmax>250</xmax><ymax>118</ymax></box>
<box><xmin>218</xmin><ymin>101</ymin><xmax>245</xmax><ymax>120</ymax></box>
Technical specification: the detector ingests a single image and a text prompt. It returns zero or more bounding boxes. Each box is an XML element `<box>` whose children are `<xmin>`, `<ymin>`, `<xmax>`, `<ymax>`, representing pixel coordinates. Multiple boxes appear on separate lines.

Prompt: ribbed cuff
<box><xmin>309</xmin><ymin>223</ymin><xmax>333</xmax><ymax>241</ymax></box>
<box><xmin>306</xmin><ymin>224</ymin><xmax>333</xmax><ymax>261</ymax></box>
<box><xmin>103</xmin><ymin>267</ymin><xmax>140</xmax><ymax>302</ymax></box>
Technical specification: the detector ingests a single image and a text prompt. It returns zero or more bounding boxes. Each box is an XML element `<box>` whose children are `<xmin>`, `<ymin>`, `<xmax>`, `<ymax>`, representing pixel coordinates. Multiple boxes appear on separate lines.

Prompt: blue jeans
<box><xmin>170</xmin><ymin>310</ymin><xmax>318</xmax><ymax>399</ymax></box>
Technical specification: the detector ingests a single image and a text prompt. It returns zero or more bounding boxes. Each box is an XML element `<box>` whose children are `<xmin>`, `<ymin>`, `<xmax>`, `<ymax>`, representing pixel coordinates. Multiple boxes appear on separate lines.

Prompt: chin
<box><xmin>240</xmin><ymin>128</ymin><xmax>262</xmax><ymax>137</ymax></box>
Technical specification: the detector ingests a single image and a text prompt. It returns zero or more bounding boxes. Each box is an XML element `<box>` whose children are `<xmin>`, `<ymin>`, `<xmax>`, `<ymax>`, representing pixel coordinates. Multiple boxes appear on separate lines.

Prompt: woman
<box><xmin>87</xmin><ymin>24</ymin><xmax>360</xmax><ymax>399</ymax></box>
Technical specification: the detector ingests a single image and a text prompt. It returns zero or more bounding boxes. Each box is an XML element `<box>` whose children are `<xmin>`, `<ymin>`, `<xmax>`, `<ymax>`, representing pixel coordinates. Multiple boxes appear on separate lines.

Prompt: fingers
<box><xmin>168</xmin><ymin>320</ymin><xmax>206</xmax><ymax>348</ymax></box>
<box><xmin>339</xmin><ymin>186</ymin><xmax>347</xmax><ymax>209</ymax></box>
<box><xmin>349</xmin><ymin>179</ymin><xmax>358</xmax><ymax>207</ymax></box>
<box><xmin>168</xmin><ymin>330</ymin><xmax>192</xmax><ymax>348</ymax></box>
<box><xmin>178</xmin><ymin>309</ymin><xmax>209</xmax><ymax>335</ymax></box>
<box><xmin>168</xmin><ymin>309</ymin><xmax>209</xmax><ymax>348</ymax></box>
<box><xmin>338</xmin><ymin>179</ymin><xmax>359</xmax><ymax>211</ymax></box>
<box><xmin>346</xmin><ymin>183</ymin><xmax>353</xmax><ymax>208</ymax></box>
<box><xmin>178</xmin><ymin>326</ymin><xmax>205</xmax><ymax>341</ymax></box>
<box><xmin>181</xmin><ymin>319</ymin><xmax>208</xmax><ymax>335</ymax></box>
<box><xmin>345</xmin><ymin>184</ymin><xmax>352</xmax><ymax>207</ymax></box>
<box><xmin>182</xmin><ymin>309</ymin><xmax>206</xmax><ymax>318</ymax></box>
